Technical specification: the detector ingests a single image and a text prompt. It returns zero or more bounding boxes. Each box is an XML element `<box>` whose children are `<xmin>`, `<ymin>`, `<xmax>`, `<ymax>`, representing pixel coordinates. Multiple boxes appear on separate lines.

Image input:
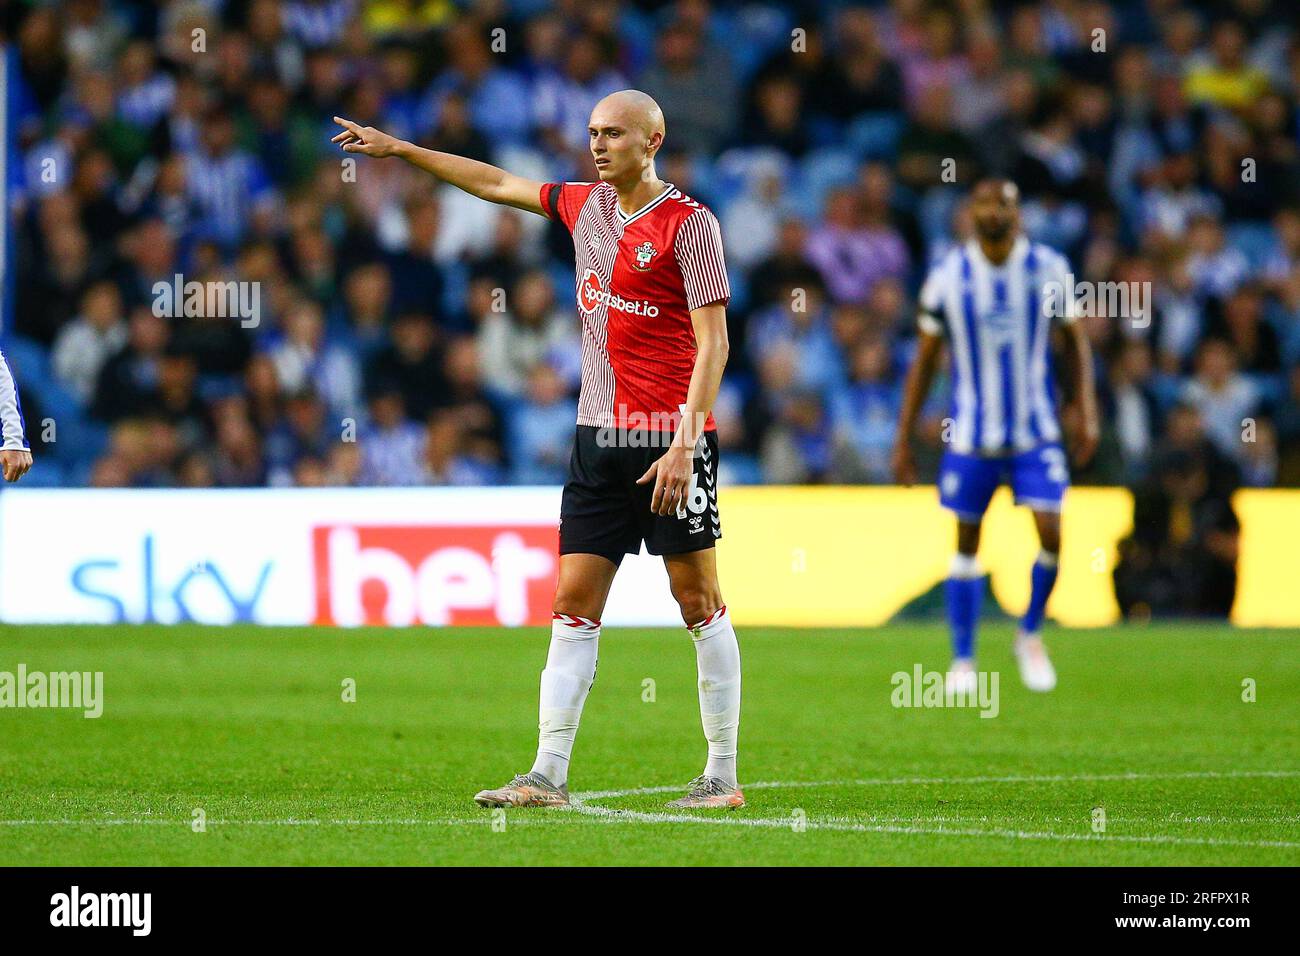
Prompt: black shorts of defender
<box><xmin>559</xmin><ymin>425</ymin><xmax>721</xmax><ymax>566</ymax></box>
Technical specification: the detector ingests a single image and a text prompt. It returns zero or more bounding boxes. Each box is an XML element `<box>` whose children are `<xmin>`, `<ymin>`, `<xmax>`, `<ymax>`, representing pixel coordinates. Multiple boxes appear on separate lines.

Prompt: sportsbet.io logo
<box><xmin>578</xmin><ymin>268</ymin><xmax>659</xmax><ymax>317</ymax></box>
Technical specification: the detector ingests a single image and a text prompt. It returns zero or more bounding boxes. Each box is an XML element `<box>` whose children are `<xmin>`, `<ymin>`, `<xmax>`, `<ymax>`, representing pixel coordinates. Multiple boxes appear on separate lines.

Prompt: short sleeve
<box><xmin>674</xmin><ymin>208</ymin><xmax>731</xmax><ymax>311</ymax></box>
<box><xmin>539</xmin><ymin>181</ymin><xmax>593</xmax><ymax>234</ymax></box>
<box><xmin>917</xmin><ymin>265</ymin><xmax>946</xmax><ymax>337</ymax></box>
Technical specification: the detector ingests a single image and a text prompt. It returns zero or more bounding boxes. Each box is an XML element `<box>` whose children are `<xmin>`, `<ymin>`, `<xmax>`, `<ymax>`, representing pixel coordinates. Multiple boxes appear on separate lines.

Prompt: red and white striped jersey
<box><xmin>540</xmin><ymin>180</ymin><xmax>730</xmax><ymax>432</ymax></box>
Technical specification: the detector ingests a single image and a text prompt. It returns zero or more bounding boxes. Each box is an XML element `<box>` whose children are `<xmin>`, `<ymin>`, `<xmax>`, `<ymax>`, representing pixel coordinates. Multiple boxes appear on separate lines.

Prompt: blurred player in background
<box><xmin>893</xmin><ymin>179</ymin><xmax>1099</xmax><ymax>694</ymax></box>
<box><xmin>0</xmin><ymin>351</ymin><xmax>33</xmax><ymax>483</ymax></box>
<box><xmin>333</xmin><ymin>90</ymin><xmax>743</xmax><ymax>809</ymax></box>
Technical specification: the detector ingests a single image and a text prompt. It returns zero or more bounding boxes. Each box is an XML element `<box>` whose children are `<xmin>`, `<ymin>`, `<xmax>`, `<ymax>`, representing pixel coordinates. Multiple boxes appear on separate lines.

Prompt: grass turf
<box><xmin>0</xmin><ymin>623</ymin><xmax>1296</xmax><ymax>866</ymax></box>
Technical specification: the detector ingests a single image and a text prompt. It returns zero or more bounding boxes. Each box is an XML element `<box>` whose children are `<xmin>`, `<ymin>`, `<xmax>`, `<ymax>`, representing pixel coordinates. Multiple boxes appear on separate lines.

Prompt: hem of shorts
<box><xmin>940</xmin><ymin>503</ymin><xmax>987</xmax><ymax>522</ymax></box>
<box><xmin>558</xmin><ymin>545</ymin><xmax>631</xmax><ymax>564</ymax></box>
<box><xmin>1015</xmin><ymin>496</ymin><xmax>1064</xmax><ymax>512</ymax></box>
<box><xmin>646</xmin><ymin>535</ymin><xmax>720</xmax><ymax>557</ymax></box>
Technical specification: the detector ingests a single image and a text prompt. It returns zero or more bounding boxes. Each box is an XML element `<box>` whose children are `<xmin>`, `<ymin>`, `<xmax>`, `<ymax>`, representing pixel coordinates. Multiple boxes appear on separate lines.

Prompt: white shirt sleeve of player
<box><xmin>917</xmin><ymin>263</ymin><xmax>945</xmax><ymax>337</ymax></box>
<box><xmin>674</xmin><ymin>208</ymin><xmax>731</xmax><ymax>311</ymax></box>
<box><xmin>0</xmin><ymin>350</ymin><xmax>29</xmax><ymax>450</ymax></box>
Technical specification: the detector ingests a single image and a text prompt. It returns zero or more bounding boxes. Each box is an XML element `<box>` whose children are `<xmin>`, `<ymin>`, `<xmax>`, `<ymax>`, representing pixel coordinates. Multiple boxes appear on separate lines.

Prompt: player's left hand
<box><xmin>1</xmin><ymin>449</ymin><xmax>33</xmax><ymax>482</ymax></box>
<box><xmin>637</xmin><ymin>444</ymin><xmax>693</xmax><ymax>516</ymax></box>
<box><xmin>1064</xmin><ymin>406</ymin><xmax>1099</xmax><ymax>468</ymax></box>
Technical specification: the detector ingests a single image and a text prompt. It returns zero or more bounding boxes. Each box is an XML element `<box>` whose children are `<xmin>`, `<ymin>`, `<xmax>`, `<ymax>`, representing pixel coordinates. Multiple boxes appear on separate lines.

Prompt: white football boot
<box><xmin>666</xmin><ymin>775</ymin><xmax>745</xmax><ymax>809</ymax></box>
<box><xmin>473</xmin><ymin>771</ymin><xmax>569</xmax><ymax>808</ymax></box>
<box><xmin>1015</xmin><ymin>633</ymin><xmax>1057</xmax><ymax>692</ymax></box>
<box><xmin>945</xmin><ymin>659</ymin><xmax>978</xmax><ymax>699</ymax></box>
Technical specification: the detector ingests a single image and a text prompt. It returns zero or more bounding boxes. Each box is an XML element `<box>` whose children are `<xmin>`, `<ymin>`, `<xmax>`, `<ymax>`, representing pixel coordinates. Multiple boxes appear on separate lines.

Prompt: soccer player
<box><xmin>332</xmin><ymin>90</ymin><xmax>743</xmax><ymax>809</ymax></box>
<box><xmin>892</xmin><ymin>179</ymin><xmax>1098</xmax><ymax>694</ymax></box>
<box><xmin>0</xmin><ymin>351</ymin><xmax>33</xmax><ymax>483</ymax></box>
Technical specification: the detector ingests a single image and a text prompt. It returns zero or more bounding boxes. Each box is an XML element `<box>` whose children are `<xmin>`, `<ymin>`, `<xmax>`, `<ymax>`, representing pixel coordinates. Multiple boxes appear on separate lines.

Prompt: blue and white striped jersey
<box><xmin>918</xmin><ymin>236</ymin><xmax>1075</xmax><ymax>455</ymax></box>
<box><xmin>0</xmin><ymin>350</ymin><xmax>29</xmax><ymax>450</ymax></box>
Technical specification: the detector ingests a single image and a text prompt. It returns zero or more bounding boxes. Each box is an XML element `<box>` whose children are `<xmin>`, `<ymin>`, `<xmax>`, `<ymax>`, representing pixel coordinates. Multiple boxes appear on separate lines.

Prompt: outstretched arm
<box><xmin>891</xmin><ymin>329</ymin><xmax>944</xmax><ymax>485</ymax></box>
<box><xmin>332</xmin><ymin>117</ymin><xmax>546</xmax><ymax>216</ymax></box>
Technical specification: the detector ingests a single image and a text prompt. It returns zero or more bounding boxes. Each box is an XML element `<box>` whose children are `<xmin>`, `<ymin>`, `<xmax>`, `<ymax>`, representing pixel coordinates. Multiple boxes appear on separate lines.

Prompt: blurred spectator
<box><xmin>533</xmin><ymin>33</ymin><xmax>628</xmax><ymax>159</ymax></box>
<box><xmin>509</xmin><ymin>364</ymin><xmax>575</xmax><ymax>485</ymax></box>
<box><xmin>383</xmin><ymin>195</ymin><xmax>446</xmax><ymax>317</ymax></box>
<box><xmin>1101</xmin><ymin>338</ymin><xmax>1161</xmax><ymax>482</ymax></box>
<box><xmin>760</xmin><ymin>386</ymin><xmax>833</xmax><ymax>484</ymax></box>
<box><xmin>364</xmin><ymin>312</ymin><xmax>446</xmax><ymax>422</ymax></box>
<box><xmin>830</xmin><ymin>337</ymin><xmax>901</xmax><ymax>482</ymax></box>
<box><xmin>358</xmin><ymin>389</ymin><xmax>424</xmax><ymax>486</ymax></box>
<box><xmin>52</xmin><ymin>281</ymin><xmax>128</xmax><ymax>403</ymax></box>
<box><xmin>1180</xmin><ymin>338</ymin><xmax>1261</xmax><ymax>464</ymax></box>
<box><xmin>424</xmin><ymin>408</ymin><xmax>497</xmax><ymax>486</ymax></box>
<box><xmin>477</xmin><ymin>270</ymin><xmax>577</xmax><ymax>399</ymax></box>
<box><xmin>267</xmin><ymin>299</ymin><xmax>361</xmax><ymax>419</ymax></box>
<box><xmin>1184</xmin><ymin>214</ymin><xmax>1251</xmax><ymax>299</ymax></box>
<box><xmin>440</xmin><ymin>337</ymin><xmax>505</xmax><ymax>474</ymax></box>
<box><xmin>1114</xmin><ymin>404</ymin><xmax>1241</xmax><ymax>618</ymax></box>
<box><xmin>91</xmin><ymin>308</ymin><xmax>170</xmax><ymax>422</ymax></box>
<box><xmin>186</xmin><ymin>108</ymin><xmax>275</xmax><ymax>248</ymax></box>
<box><xmin>1204</xmin><ymin>283</ymin><xmax>1282</xmax><ymax>376</ymax></box>
<box><xmin>264</xmin><ymin>389</ymin><xmax>332</xmax><ymax>488</ymax></box>
<box><xmin>639</xmin><ymin>21</ymin><xmax>736</xmax><ymax>157</ymax></box>
<box><xmin>747</xmin><ymin>283</ymin><xmax>842</xmax><ymax>395</ymax></box>
<box><xmin>1184</xmin><ymin>19</ymin><xmax>1269</xmax><ymax>110</ymax></box>
<box><xmin>805</xmin><ymin>186</ymin><xmax>909</xmax><ymax>306</ymax></box>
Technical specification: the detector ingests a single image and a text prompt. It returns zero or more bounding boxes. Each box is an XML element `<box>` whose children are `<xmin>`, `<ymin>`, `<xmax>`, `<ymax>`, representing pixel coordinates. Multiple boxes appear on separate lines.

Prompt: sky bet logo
<box><xmin>313</xmin><ymin>524</ymin><xmax>556</xmax><ymax>626</ymax></box>
<box><xmin>71</xmin><ymin>534</ymin><xmax>273</xmax><ymax>623</ymax></box>
<box><xmin>50</xmin><ymin>886</ymin><xmax>151</xmax><ymax>936</ymax></box>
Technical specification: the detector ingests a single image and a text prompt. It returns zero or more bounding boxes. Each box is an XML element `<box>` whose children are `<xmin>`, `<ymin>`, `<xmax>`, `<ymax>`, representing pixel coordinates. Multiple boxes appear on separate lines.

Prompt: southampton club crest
<box><xmin>632</xmin><ymin>240</ymin><xmax>658</xmax><ymax>271</ymax></box>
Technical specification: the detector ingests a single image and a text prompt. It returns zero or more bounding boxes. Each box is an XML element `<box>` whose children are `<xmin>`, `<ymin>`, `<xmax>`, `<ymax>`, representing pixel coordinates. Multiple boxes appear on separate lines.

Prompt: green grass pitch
<box><xmin>0</xmin><ymin>623</ymin><xmax>1296</xmax><ymax>866</ymax></box>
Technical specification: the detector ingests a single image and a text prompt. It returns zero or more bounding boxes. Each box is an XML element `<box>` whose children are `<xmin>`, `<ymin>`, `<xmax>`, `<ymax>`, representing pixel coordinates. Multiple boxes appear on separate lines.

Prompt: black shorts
<box><xmin>559</xmin><ymin>425</ymin><xmax>721</xmax><ymax>565</ymax></box>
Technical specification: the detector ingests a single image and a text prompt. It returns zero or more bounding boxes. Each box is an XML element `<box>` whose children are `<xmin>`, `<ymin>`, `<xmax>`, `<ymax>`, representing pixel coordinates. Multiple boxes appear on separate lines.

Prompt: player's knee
<box><xmin>552</xmin><ymin>585</ymin><xmax>603</xmax><ymax>622</ymax></box>
<box><xmin>956</xmin><ymin>523</ymin><xmax>982</xmax><ymax>555</ymax></box>
<box><xmin>672</xmin><ymin>586</ymin><xmax>722</xmax><ymax>628</ymax></box>
<box><xmin>1036</xmin><ymin>520</ymin><xmax>1061</xmax><ymax>554</ymax></box>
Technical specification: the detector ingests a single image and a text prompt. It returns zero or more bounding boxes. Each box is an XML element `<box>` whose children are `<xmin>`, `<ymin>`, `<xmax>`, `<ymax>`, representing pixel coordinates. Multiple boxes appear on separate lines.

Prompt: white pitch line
<box><xmin>564</xmin><ymin>801</ymin><xmax>1300</xmax><ymax>850</ymax></box>
<box><xmin>572</xmin><ymin>768</ymin><xmax>1300</xmax><ymax>801</ymax></box>
<box><xmin>565</xmin><ymin>770</ymin><xmax>1300</xmax><ymax>851</ymax></box>
<box><xmin>0</xmin><ymin>818</ymin><xmax>497</xmax><ymax>827</ymax></box>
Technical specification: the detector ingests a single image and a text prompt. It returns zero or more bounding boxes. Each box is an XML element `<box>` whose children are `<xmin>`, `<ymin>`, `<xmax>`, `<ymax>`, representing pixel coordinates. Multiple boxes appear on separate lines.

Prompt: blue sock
<box><xmin>1021</xmin><ymin>551</ymin><xmax>1059</xmax><ymax>635</ymax></box>
<box><xmin>945</xmin><ymin>555</ymin><xmax>983</xmax><ymax>660</ymax></box>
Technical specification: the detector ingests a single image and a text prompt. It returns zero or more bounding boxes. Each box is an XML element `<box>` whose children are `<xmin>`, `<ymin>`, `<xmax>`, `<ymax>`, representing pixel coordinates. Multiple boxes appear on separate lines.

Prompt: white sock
<box><xmin>530</xmin><ymin>613</ymin><xmax>600</xmax><ymax>788</ymax></box>
<box><xmin>688</xmin><ymin>605</ymin><xmax>741</xmax><ymax>789</ymax></box>
<box><xmin>949</xmin><ymin>553</ymin><xmax>982</xmax><ymax>578</ymax></box>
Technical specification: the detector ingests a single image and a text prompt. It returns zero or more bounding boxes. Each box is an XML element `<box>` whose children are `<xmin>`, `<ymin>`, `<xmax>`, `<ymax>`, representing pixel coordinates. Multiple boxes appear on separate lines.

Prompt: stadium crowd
<box><xmin>6</xmin><ymin>0</ymin><xmax>1300</xmax><ymax>614</ymax></box>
